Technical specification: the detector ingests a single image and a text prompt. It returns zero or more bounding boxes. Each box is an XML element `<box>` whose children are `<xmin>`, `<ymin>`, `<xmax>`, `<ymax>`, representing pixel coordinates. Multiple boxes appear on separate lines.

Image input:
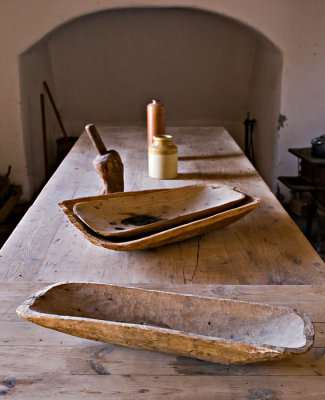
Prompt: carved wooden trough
<box><xmin>16</xmin><ymin>283</ymin><xmax>314</xmax><ymax>365</ymax></box>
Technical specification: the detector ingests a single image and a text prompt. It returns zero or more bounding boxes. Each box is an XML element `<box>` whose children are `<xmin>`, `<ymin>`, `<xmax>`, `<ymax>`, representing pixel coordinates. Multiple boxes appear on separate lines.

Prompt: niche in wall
<box><xmin>19</xmin><ymin>7</ymin><xmax>282</xmax><ymax>195</ymax></box>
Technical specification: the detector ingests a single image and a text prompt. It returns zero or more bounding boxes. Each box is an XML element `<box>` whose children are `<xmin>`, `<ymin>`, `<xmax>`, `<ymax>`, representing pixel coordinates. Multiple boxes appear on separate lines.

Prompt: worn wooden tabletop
<box><xmin>1</xmin><ymin>126</ymin><xmax>325</xmax><ymax>398</ymax></box>
<box><xmin>0</xmin><ymin>126</ymin><xmax>324</xmax><ymax>285</ymax></box>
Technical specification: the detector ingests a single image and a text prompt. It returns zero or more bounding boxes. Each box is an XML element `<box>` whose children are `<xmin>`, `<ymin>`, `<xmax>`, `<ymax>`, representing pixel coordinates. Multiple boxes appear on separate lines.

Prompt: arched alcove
<box><xmin>19</xmin><ymin>7</ymin><xmax>282</xmax><ymax>194</ymax></box>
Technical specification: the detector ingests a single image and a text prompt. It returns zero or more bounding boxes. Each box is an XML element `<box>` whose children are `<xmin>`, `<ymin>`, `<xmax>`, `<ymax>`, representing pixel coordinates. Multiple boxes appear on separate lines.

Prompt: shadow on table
<box><xmin>177</xmin><ymin>172</ymin><xmax>258</xmax><ymax>180</ymax></box>
<box><xmin>178</xmin><ymin>153</ymin><xmax>243</xmax><ymax>161</ymax></box>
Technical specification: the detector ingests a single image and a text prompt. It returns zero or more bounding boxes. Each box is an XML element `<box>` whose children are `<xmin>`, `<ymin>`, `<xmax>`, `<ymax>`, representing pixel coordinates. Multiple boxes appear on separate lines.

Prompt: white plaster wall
<box><xmin>248</xmin><ymin>38</ymin><xmax>282</xmax><ymax>186</ymax></box>
<box><xmin>20</xmin><ymin>7</ymin><xmax>273</xmax><ymax>193</ymax></box>
<box><xmin>1</xmin><ymin>0</ymin><xmax>325</xmax><ymax>199</ymax></box>
<box><xmin>49</xmin><ymin>8</ymin><xmax>255</xmax><ymax>132</ymax></box>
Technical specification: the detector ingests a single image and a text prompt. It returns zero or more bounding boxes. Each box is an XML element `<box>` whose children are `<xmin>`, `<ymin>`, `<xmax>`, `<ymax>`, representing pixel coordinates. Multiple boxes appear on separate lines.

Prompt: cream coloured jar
<box><xmin>148</xmin><ymin>135</ymin><xmax>178</xmax><ymax>179</ymax></box>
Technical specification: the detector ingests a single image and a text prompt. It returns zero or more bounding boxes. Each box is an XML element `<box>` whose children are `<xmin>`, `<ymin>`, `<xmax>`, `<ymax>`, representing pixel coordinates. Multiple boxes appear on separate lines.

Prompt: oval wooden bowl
<box><xmin>17</xmin><ymin>283</ymin><xmax>314</xmax><ymax>365</ymax></box>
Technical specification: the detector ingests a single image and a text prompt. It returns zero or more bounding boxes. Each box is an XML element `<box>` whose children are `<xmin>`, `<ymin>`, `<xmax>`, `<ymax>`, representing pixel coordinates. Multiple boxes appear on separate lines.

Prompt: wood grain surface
<box><xmin>0</xmin><ymin>126</ymin><xmax>323</xmax><ymax>284</ymax></box>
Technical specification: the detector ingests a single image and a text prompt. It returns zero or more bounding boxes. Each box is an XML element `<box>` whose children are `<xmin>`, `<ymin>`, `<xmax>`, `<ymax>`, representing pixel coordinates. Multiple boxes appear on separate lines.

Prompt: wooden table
<box><xmin>1</xmin><ymin>126</ymin><xmax>325</xmax><ymax>398</ymax></box>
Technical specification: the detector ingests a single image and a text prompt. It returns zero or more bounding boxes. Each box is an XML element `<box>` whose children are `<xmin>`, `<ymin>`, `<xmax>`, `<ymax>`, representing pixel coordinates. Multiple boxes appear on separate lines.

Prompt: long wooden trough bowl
<box><xmin>16</xmin><ymin>283</ymin><xmax>314</xmax><ymax>365</ymax></box>
<box><xmin>59</xmin><ymin>187</ymin><xmax>260</xmax><ymax>251</ymax></box>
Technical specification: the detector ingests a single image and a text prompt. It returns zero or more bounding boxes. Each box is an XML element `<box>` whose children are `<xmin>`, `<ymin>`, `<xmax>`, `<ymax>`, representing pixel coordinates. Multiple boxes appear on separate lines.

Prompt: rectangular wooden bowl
<box><xmin>16</xmin><ymin>282</ymin><xmax>314</xmax><ymax>365</ymax></box>
<box><xmin>72</xmin><ymin>185</ymin><xmax>245</xmax><ymax>239</ymax></box>
<box><xmin>59</xmin><ymin>187</ymin><xmax>260</xmax><ymax>251</ymax></box>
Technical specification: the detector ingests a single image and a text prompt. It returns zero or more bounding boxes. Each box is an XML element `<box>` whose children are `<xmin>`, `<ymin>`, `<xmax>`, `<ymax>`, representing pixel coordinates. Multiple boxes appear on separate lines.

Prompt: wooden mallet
<box><xmin>85</xmin><ymin>124</ymin><xmax>124</xmax><ymax>195</ymax></box>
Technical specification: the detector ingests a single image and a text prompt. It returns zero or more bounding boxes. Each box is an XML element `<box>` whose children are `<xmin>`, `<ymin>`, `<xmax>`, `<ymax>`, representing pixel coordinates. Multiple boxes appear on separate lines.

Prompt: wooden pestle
<box><xmin>85</xmin><ymin>124</ymin><xmax>124</xmax><ymax>195</ymax></box>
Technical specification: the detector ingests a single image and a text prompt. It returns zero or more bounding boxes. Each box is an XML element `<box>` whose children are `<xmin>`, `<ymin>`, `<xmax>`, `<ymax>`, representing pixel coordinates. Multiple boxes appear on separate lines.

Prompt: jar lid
<box><xmin>153</xmin><ymin>135</ymin><xmax>173</xmax><ymax>143</ymax></box>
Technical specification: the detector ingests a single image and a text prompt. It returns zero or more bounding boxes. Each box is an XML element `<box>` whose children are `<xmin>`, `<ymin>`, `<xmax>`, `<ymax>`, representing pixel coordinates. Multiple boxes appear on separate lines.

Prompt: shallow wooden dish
<box><xmin>59</xmin><ymin>188</ymin><xmax>260</xmax><ymax>251</ymax></box>
<box><xmin>73</xmin><ymin>185</ymin><xmax>245</xmax><ymax>239</ymax></box>
<box><xmin>17</xmin><ymin>282</ymin><xmax>314</xmax><ymax>365</ymax></box>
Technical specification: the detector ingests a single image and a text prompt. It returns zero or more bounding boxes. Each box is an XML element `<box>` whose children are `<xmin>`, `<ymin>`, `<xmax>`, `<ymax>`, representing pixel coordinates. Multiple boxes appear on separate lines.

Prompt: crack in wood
<box><xmin>182</xmin><ymin>265</ymin><xmax>186</xmax><ymax>284</ymax></box>
<box><xmin>191</xmin><ymin>236</ymin><xmax>201</xmax><ymax>282</ymax></box>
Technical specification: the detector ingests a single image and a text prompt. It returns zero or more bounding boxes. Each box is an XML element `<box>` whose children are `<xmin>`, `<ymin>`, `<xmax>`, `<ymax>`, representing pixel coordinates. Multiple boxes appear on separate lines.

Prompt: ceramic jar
<box><xmin>148</xmin><ymin>135</ymin><xmax>178</xmax><ymax>179</ymax></box>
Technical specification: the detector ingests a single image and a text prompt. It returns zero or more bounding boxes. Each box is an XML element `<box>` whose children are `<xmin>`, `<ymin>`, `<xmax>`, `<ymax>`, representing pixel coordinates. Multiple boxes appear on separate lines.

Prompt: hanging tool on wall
<box><xmin>40</xmin><ymin>81</ymin><xmax>78</xmax><ymax>180</ymax></box>
<box><xmin>42</xmin><ymin>81</ymin><xmax>78</xmax><ymax>163</ymax></box>
<box><xmin>243</xmin><ymin>112</ymin><xmax>256</xmax><ymax>166</ymax></box>
<box><xmin>43</xmin><ymin>81</ymin><xmax>69</xmax><ymax>141</ymax></box>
